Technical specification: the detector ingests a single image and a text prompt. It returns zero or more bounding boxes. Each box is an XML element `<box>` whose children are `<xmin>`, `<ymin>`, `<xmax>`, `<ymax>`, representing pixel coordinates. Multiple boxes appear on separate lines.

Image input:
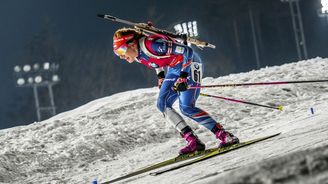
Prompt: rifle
<box><xmin>97</xmin><ymin>14</ymin><xmax>216</xmax><ymax>49</ymax></box>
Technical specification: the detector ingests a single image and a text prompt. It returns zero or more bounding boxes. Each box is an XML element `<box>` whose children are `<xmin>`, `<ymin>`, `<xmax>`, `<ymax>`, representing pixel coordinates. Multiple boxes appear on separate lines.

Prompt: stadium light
<box><xmin>43</xmin><ymin>62</ymin><xmax>50</xmax><ymax>70</ymax></box>
<box><xmin>34</xmin><ymin>76</ymin><xmax>42</xmax><ymax>83</ymax></box>
<box><xmin>14</xmin><ymin>66</ymin><xmax>21</xmax><ymax>73</ymax></box>
<box><xmin>23</xmin><ymin>65</ymin><xmax>31</xmax><ymax>72</ymax></box>
<box><xmin>174</xmin><ymin>21</ymin><xmax>198</xmax><ymax>37</ymax></box>
<box><xmin>33</xmin><ymin>63</ymin><xmax>40</xmax><ymax>70</ymax></box>
<box><xmin>322</xmin><ymin>0</ymin><xmax>328</xmax><ymax>14</ymax></box>
<box><xmin>17</xmin><ymin>78</ymin><xmax>25</xmax><ymax>86</ymax></box>
<box><xmin>28</xmin><ymin>77</ymin><xmax>34</xmax><ymax>84</ymax></box>
<box><xmin>52</xmin><ymin>75</ymin><xmax>59</xmax><ymax>82</ymax></box>
<box><xmin>318</xmin><ymin>0</ymin><xmax>328</xmax><ymax>28</ymax></box>
<box><xmin>13</xmin><ymin>62</ymin><xmax>60</xmax><ymax>121</ymax></box>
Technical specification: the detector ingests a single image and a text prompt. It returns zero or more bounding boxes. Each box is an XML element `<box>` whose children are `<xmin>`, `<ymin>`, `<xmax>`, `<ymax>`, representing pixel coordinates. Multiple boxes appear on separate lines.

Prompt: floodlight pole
<box><xmin>33</xmin><ymin>82</ymin><xmax>57</xmax><ymax>121</ymax></box>
<box><xmin>14</xmin><ymin>63</ymin><xmax>59</xmax><ymax>122</ymax></box>
<box><xmin>281</xmin><ymin>0</ymin><xmax>308</xmax><ymax>60</ymax></box>
<box><xmin>48</xmin><ymin>84</ymin><xmax>56</xmax><ymax>115</ymax></box>
<box><xmin>22</xmin><ymin>82</ymin><xmax>57</xmax><ymax>122</ymax></box>
<box><xmin>233</xmin><ymin>19</ymin><xmax>242</xmax><ymax>67</ymax></box>
<box><xmin>248</xmin><ymin>6</ymin><xmax>261</xmax><ymax>69</ymax></box>
<box><xmin>33</xmin><ymin>85</ymin><xmax>41</xmax><ymax>121</ymax></box>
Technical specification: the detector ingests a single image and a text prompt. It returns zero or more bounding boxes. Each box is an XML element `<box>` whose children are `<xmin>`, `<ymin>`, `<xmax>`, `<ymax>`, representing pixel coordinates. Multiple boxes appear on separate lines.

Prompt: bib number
<box><xmin>191</xmin><ymin>62</ymin><xmax>202</xmax><ymax>84</ymax></box>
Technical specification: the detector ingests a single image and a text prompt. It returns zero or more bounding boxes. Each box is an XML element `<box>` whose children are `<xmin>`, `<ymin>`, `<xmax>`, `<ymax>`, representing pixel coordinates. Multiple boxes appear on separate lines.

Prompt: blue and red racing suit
<box><xmin>135</xmin><ymin>34</ymin><xmax>218</xmax><ymax>132</ymax></box>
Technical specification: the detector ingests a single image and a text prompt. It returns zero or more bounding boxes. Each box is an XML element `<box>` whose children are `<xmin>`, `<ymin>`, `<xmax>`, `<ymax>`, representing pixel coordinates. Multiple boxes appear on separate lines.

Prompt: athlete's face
<box><xmin>118</xmin><ymin>43</ymin><xmax>138</xmax><ymax>63</ymax></box>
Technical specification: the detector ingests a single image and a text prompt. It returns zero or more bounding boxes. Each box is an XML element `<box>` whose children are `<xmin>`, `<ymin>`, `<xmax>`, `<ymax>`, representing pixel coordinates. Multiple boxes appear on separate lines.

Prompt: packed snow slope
<box><xmin>0</xmin><ymin>57</ymin><xmax>328</xmax><ymax>184</ymax></box>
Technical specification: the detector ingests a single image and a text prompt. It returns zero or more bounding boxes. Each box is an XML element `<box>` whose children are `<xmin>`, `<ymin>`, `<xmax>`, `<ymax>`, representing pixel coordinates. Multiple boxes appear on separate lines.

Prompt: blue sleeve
<box><xmin>150</xmin><ymin>38</ymin><xmax>169</xmax><ymax>55</ymax></box>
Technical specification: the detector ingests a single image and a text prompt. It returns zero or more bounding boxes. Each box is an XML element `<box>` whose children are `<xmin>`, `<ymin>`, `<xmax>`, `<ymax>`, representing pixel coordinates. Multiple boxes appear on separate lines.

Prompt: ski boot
<box><xmin>179</xmin><ymin>127</ymin><xmax>205</xmax><ymax>155</ymax></box>
<box><xmin>212</xmin><ymin>124</ymin><xmax>239</xmax><ymax>148</ymax></box>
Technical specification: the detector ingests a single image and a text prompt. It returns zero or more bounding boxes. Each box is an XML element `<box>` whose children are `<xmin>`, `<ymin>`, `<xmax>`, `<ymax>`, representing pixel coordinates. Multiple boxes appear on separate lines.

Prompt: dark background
<box><xmin>0</xmin><ymin>0</ymin><xmax>327</xmax><ymax>129</ymax></box>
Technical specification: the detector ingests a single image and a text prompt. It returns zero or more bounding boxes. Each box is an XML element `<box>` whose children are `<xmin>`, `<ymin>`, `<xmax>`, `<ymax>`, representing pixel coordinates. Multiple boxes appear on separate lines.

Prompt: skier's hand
<box><xmin>157</xmin><ymin>71</ymin><xmax>165</xmax><ymax>89</ymax></box>
<box><xmin>173</xmin><ymin>72</ymin><xmax>189</xmax><ymax>92</ymax></box>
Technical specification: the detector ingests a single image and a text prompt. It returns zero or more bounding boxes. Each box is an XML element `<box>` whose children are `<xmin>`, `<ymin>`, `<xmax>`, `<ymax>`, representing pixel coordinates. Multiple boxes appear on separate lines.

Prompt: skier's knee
<box><xmin>163</xmin><ymin>107</ymin><xmax>188</xmax><ymax>132</ymax></box>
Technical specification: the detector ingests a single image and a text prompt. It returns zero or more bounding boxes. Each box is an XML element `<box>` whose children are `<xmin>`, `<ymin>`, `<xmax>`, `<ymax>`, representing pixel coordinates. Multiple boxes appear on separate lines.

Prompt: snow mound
<box><xmin>0</xmin><ymin>57</ymin><xmax>328</xmax><ymax>184</ymax></box>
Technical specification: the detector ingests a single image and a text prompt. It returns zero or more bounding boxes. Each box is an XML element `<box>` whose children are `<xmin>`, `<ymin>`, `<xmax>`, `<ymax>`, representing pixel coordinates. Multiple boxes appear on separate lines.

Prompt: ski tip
<box><xmin>274</xmin><ymin>132</ymin><xmax>282</xmax><ymax>136</ymax></box>
<box><xmin>97</xmin><ymin>14</ymin><xmax>105</xmax><ymax>18</ymax></box>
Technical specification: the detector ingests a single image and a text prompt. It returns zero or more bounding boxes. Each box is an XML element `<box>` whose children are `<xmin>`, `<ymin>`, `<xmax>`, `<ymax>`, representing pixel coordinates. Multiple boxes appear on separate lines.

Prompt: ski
<box><xmin>101</xmin><ymin>147</ymin><xmax>219</xmax><ymax>183</ymax></box>
<box><xmin>101</xmin><ymin>133</ymin><xmax>280</xmax><ymax>183</ymax></box>
<box><xmin>150</xmin><ymin>132</ymin><xmax>281</xmax><ymax>176</ymax></box>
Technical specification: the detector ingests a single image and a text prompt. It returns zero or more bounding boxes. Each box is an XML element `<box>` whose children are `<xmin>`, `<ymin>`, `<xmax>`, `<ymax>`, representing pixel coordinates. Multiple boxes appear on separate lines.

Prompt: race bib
<box><xmin>190</xmin><ymin>62</ymin><xmax>202</xmax><ymax>84</ymax></box>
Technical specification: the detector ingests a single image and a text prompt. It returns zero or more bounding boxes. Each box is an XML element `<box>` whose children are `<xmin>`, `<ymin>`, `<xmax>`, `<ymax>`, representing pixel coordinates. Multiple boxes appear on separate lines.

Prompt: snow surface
<box><xmin>1</xmin><ymin>57</ymin><xmax>328</xmax><ymax>184</ymax></box>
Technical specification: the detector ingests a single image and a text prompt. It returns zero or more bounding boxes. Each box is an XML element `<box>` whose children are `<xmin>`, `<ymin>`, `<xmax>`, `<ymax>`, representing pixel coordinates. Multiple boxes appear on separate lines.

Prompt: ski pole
<box><xmin>190</xmin><ymin>79</ymin><xmax>328</xmax><ymax>89</ymax></box>
<box><xmin>200</xmin><ymin>93</ymin><xmax>283</xmax><ymax>111</ymax></box>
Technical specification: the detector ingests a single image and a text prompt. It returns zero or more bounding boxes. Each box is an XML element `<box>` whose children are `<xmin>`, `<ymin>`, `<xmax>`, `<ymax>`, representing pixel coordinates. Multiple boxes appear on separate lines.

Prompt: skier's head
<box><xmin>113</xmin><ymin>28</ymin><xmax>142</xmax><ymax>63</ymax></box>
